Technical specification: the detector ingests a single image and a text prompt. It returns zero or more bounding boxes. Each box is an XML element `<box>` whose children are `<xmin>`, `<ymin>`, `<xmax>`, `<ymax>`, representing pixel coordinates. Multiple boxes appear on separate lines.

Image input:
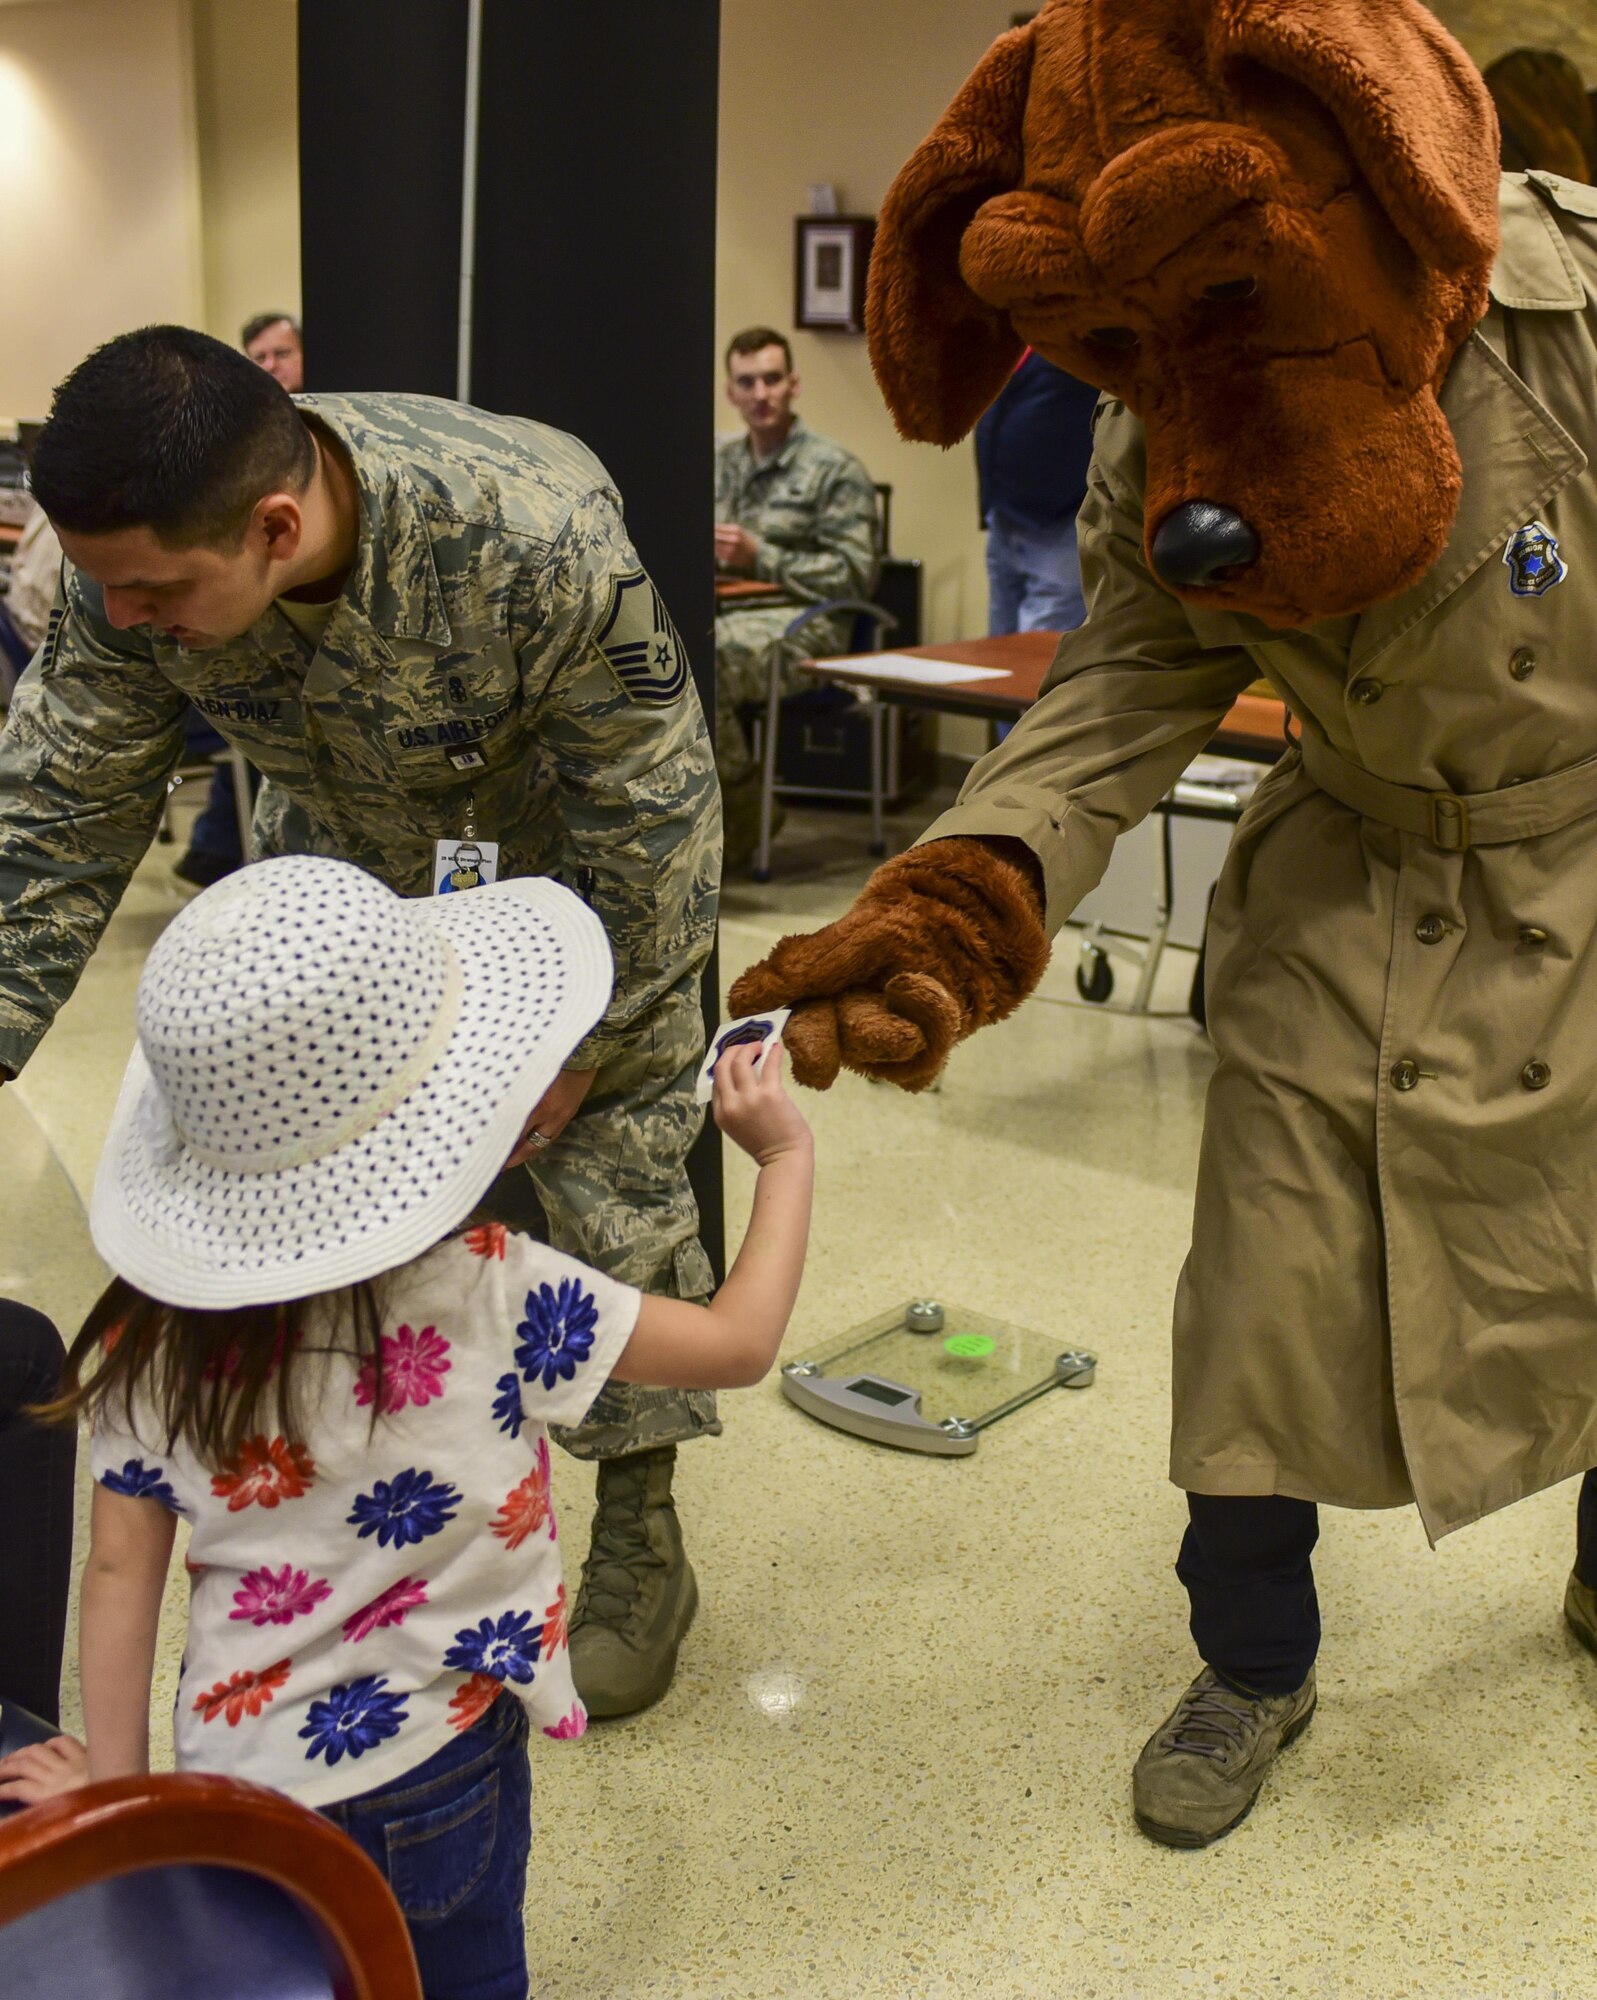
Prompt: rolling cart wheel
<box><xmin>1076</xmin><ymin>945</ymin><xmax>1114</xmax><ymax>1004</ymax></box>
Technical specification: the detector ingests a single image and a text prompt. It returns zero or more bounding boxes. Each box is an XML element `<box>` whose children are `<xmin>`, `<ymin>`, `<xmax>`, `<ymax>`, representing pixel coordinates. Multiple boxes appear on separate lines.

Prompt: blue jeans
<box><xmin>320</xmin><ymin>1693</ymin><xmax>532</xmax><ymax>2000</ymax></box>
<box><xmin>985</xmin><ymin>512</ymin><xmax>1085</xmax><ymax>636</ymax></box>
<box><xmin>181</xmin><ymin>710</ymin><xmax>246</xmax><ymax>865</ymax></box>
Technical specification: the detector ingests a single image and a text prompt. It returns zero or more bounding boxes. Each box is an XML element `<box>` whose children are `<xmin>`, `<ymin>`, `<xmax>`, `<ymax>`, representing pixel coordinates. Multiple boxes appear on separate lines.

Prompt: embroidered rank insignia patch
<box><xmin>596</xmin><ymin>571</ymin><xmax>690</xmax><ymax>705</ymax></box>
<box><xmin>41</xmin><ymin>605</ymin><xmax>64</xmax><ymax>673</ymax></box>
<box><xmin>1503</xmin><ymin>520</ymin><xmax>1567</xmax><ymax>598</ymax></box>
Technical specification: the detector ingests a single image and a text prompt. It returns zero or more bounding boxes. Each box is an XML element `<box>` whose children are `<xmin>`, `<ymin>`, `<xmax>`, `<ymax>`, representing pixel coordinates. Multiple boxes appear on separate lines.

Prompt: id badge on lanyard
<box><xmin>435</xmin><ymin>792</ymin><xmax>500</xmax><ymax>894</ymax></box>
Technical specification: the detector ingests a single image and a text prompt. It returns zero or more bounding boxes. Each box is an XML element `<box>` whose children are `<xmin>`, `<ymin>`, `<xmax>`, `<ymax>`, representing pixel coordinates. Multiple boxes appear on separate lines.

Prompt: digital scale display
<box><xmin>847</xmin><ymin>1376</ymin><xmax>913</xmax><ymax>1407</ymax></box>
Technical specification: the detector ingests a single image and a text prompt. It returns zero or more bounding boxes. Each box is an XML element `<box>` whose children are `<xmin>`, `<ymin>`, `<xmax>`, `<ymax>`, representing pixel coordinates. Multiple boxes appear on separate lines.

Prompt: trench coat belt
<box><xmin>1297</xmin><ymin>731</ymin><xmax>1597</xmax><ymax>853</ymax></box>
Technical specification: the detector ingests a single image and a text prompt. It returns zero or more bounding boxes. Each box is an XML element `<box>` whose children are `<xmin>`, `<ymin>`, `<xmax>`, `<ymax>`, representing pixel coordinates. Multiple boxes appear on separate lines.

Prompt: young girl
<box><xmin>0</xmin><ymin>855</ymin><xmax>812</xmax><ymax>2000</ymax></box>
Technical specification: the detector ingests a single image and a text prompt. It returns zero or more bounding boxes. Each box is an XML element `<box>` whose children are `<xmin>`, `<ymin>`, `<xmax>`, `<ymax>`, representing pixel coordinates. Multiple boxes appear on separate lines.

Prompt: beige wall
<box><xmin>0</xmin><ymin>0</ymin><xmax>203</xmax><ymax>424</ymax></box>
<box><xmin>718</xmin><ymin>0</ymin><xmax>1008</xmax><ymax>654</ymax></box>
<box><xmin>192</xmin><ymin>0</ymin><xmax>300</xmax><ymax>349</ymax></box>
<box><xmin>718</xmin><ymin>1</ymin><xmax>1596</xmax><ymax>674</ymax></box>
<box><xmin>1429</xmin><ymin>0</ymin><xmax>1597</xmax><ymax>78</ymax></box>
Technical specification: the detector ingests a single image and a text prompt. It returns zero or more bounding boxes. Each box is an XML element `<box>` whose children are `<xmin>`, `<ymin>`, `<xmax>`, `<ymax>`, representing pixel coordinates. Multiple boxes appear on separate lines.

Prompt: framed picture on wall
<box><xmin>794</xmin><ymin>216</ymin><xmax>875</xmax><ymax>333</ymax></box>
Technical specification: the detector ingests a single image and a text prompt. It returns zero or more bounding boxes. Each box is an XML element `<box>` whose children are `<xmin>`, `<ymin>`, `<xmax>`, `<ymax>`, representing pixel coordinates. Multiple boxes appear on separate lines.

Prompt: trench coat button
<box><xmin>1350</xmin><ymin>678</ymin><xmax>1385</xmax><ymax>706</ymax></box>
<box><xmin>1521</xmin><ymin>1059</ymin><xmax>1552</xmax><ymax>1091</ymax></box>
<box><xmin>1509</xmin><ymin>647</ymin><xmax>1537</xmax><ymax>681</ymax></box>
<box><xmin>1518</xmin><ymin>925</ymin><xmax>1549</xmax><ymax>946</ymax></box>
<box><xmin>1390</xmin><ymin>1059</ymin><xmax>1420</xmax><ymax>1091</ymax></box>
<box><xmin>1415</xmin><ymin>913</ymin><xmax>1448</xmax><ymax>944</ymax></box>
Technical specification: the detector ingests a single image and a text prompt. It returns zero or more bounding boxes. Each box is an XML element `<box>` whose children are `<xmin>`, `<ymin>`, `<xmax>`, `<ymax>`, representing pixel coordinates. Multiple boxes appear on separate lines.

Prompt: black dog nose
<box><xmin>1150</xmin><ymin>502</ymin><xmax>1260</xmax><ymax>588</ymax></box>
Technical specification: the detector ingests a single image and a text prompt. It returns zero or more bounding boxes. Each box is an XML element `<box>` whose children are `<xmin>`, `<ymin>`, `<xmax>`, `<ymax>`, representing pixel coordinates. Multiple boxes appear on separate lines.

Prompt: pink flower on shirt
<box><xmin>490</xmin><ymin>1438</ymin><xmax>555</xmax><ymax>1551</ymax></box>
<box><xmin>353</xmin><ymin>1325</ymin><xmax>452</xmax><ymax>1413</ymax></box>
<box><xmin>543</xmin><ymin>1704</ymin><xmax>587</xmax><ymax>1740</ymax></box>
<box><xmin>229</xmin><ymin>1563</ymin><xmax>333</xmax><ymax>1627</ymax></box>
<box><xmin>342</xmin><ymin>1575</ymin><xmax>429</xmax><ymax>1644</ymax></box>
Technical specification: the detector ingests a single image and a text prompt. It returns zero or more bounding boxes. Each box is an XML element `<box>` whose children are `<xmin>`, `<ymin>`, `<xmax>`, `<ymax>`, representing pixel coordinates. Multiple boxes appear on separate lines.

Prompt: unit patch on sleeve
<box><xmin>596</xmin><ymin>570</ymin><xmax>690</xmax><ymax>706</ymax></box>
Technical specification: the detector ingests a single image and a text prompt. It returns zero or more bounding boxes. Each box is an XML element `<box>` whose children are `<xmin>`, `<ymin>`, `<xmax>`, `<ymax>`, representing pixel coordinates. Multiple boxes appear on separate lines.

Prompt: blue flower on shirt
<box><xmin>100</xmin><ymin>1457</ymin><xmax>181</xmax><ymax>1512</ymax></box>
<box><xmin>492</xmin><ymin>1371</ymin><xmax>525</xmax><ymax>1438</ymax></box>
<box><xmin>346</xmin><ymin>1467</ymin><xmax>461</xmax><ymax>1549</ymax></box>
<box><xmin>298</xmin><ymin>1674</ymin><xmax>409</xmax><ymax>1766</ymax></box>
<box><xmin>514</xmin><ymin>1277</ymin><xmax>599</xmax><ymax>1391</ymax></box>
<box><xmin>443</xmin><ymin>1609</ymin><xmax>544</xmax><ymax>1685</ymax></box>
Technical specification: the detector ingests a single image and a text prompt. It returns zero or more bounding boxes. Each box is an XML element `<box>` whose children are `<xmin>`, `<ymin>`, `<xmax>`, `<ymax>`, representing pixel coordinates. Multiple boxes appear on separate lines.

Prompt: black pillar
<box><xmin>298</xmin><ymin>1</ymin><xmax>726</xmax><ymax>1275</ymax></box>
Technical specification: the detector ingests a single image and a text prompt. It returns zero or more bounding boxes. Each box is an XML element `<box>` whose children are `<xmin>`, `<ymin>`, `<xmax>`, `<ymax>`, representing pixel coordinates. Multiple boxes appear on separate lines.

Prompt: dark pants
<box><xmin>1180</xmin><ymin>1470</ymin><xmax>1597</xmax><ymax>1697</ymax></box>
<box><xmin>320</xmin><ymin>1693</ymin><xmax>532</xmax><ymax>2000</ymax></box>
<box><xmin>181</xmin><ymin>711</ymin><xmax>245</xmax><ymax>867</ymax></box>
<box><xmin>0</xmin><ymin>1303</ymin><xmax>76</xmax><ymax>1726</ymax></box>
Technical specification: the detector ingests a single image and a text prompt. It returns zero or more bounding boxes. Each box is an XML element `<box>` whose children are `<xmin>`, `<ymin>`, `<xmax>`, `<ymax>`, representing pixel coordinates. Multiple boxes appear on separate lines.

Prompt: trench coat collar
<box><xmin>1488</xmin><ymin>174</ymin><xmax>1588</xmax><ymax>312</ymax></box>
<box><xmin>1347</xmin><ymin>329</ymin><xmax>1587</xmax><ymax>674</ymax></box>
<box><xmin>293</xmin><ymin>397</ymin><xmax>454</xmax><ymax>658</ymax></box>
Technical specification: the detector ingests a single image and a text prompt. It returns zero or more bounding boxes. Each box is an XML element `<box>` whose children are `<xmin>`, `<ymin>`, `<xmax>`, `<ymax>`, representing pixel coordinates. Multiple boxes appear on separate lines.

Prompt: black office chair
<box><xmin>749</xmin><ymin>599</ymin><xmax>898</xmax><ymax>882</ymax></box>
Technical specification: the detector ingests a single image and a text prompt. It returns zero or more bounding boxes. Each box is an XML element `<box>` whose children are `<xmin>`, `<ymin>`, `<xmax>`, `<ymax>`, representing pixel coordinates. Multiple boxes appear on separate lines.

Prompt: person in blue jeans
<box><xmin>0</xmin><ymin>855</ymin><xmax>814</xmax><ymax>1999</ymax></box>
<box><xmin>174</xmin><ymin>709</ymin><xmax>247</xmax><ymax>888</ymax></box>
<box><xmin>976</xmin><ymin>348</ymin><xmax>1100</xmax><ymax>638</ymax></box>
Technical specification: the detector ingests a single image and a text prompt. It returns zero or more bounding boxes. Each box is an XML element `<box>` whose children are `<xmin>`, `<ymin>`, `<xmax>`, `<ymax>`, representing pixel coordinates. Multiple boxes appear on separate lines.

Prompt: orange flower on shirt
<box><xmin>193</xmin><ymin>1658</ymin><xmax>291</xmax><ymax>1727</ymax></box>
<box><xmin>489</xmin><ymin>1438</ymin><xmax>553</xmax><ymax>1550</ymax></box>
<box><xmin>543</xmin><ymin>1583</ymin><xmax>569</xmax><ymax>1654</ymax></box>
<box><xmin>447</xmin><ymin>1673</ymin><xmax>503</xmax><ymax>1732</ymax></box>
<box><xmin>465</xmin><ymin>1222</ymin><xmax>508</xmax><ymax>1260</ymax></box>
<box><xmin>210</xmin><ymin>1435</ymin><xmax>316</xmax><ymax>1512</ymax></box>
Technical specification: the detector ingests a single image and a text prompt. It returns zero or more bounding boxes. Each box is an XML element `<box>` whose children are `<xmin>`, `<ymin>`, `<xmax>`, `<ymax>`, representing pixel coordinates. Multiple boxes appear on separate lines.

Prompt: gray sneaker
<box><xmin>1133</xmin><ymin>1666</ymin><xmax>1316</xmax><ymax>1848</ymax></box>
<box><xmin>1565</xmin><ymin>1572</ymin><xmax>1597</xmax><ymax>1659</ymax></box>
<box><xmin>569</xmin><ymin>1446</ymin><xmax>699</xmax><ymax>1719</ymax></box>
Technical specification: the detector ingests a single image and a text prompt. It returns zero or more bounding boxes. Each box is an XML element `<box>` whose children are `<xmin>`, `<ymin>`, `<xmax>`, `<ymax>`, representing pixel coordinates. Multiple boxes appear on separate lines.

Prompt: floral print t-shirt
<box><xmin>89</xmin><ymin>1227</ymin><xmax>639</xmax><ymax>1807</ymax></box>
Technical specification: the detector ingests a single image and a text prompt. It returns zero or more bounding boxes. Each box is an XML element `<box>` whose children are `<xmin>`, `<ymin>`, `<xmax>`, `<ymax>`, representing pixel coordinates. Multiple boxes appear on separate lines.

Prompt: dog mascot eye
<box><xmin>1202</xmin><ymin>278</ymin><xmax>1258</xmax><ymax>302</ymax></box>
<box><xmin>1088</xmin><ymin>325</ymin><xmax>1140</xmax><ymax>349</ymax></box>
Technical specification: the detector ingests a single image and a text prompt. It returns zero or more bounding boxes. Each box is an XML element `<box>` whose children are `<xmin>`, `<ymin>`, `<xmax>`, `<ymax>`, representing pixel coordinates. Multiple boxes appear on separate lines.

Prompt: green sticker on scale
<box><xmin>944</xmin><ymin>1332</ymin><xmax>996</xmax><ymax>1359</ymax></box>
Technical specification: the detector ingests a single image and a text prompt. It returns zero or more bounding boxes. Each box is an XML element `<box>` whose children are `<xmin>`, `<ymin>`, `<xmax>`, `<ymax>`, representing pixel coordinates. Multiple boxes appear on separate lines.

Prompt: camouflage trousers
<box><xmin>477</xmin><ymin>969</ymin><xmax>720</xmax><ymax>1461</ymax></box>
<box><xmin>714</xmin><ymin>604</ymin><xmax>855</xmax><ymax>791</ymax></box>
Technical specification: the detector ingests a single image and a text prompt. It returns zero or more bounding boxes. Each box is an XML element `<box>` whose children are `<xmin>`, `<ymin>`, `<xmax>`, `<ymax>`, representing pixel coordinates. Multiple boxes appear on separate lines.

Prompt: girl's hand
<box><xmin>712</xmin><ymin>1041</ymin><xmax>812</xmax><ymax>1166</ymax></box>
<box><xmin>0</xmin><ymin>1734</ymin><xmax>89</xmax><ymax>1807</ymax></box>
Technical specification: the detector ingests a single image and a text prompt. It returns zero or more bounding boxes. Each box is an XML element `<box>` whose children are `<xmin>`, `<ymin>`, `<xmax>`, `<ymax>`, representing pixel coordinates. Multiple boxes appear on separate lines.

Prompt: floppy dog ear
<box><xmin>866</xmin><ymin>23</ymin><xmax>1033</xmax><ymax>447</ymax></box>
<box><xmin>1212</xmin><ymin>0</ymin><xmax>1500</xmax><ymax>272</ymax></box>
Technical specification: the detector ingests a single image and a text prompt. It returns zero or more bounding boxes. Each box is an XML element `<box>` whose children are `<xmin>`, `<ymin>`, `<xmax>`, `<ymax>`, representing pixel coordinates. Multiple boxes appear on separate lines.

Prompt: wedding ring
<box><xmin>525</xmin><ymin>1127</ymin><xmax>553</xmax><ymax>1149</ymax></box>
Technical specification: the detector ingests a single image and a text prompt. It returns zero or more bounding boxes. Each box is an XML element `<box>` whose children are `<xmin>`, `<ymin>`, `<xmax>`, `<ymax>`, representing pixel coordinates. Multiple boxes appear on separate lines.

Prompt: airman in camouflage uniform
<box><xmin>714</xmin><ymin>416</ymin><xmax>880</xmax><ymax>849</ymax></box>
<box><xmin>0</xmin><ymin>381</ymin><xmax>721</xmax><ymax>1716</ymax></box>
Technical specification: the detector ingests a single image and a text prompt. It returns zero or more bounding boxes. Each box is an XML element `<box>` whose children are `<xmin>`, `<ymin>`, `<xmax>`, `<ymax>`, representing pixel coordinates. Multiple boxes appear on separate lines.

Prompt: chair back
<box><xmin>0</xmin><ymin>1772</ymin><xmax>422</xmax><ymax>2000</ymax></box>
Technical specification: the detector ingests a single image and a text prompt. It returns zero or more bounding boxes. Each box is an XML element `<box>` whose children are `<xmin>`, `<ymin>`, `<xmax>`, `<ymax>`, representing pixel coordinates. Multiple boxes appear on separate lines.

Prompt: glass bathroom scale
<box><xmin>781</xmin><ymin>1299</ymin><xmax>1095</xmax><ymax>1456</ymax></box>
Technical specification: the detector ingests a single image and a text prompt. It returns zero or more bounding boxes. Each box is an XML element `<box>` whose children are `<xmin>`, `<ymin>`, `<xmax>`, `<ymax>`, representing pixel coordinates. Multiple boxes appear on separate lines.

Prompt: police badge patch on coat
<box><xmin>596</xmin><ymin>570</ymin><xmax>690</xmax><ymax>705</ymax></box>
<box><xmin>1503</xmin><ymin>520</ymin><xmax>1567</xmax><ymax>597</ymax></box>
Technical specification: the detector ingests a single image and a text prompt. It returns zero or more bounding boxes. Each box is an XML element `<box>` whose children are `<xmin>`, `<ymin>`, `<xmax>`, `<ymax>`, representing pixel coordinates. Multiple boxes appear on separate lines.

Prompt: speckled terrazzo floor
<box><xmin>9</xmin><ymin>791</ymin><xmax>1595</xmax><ymax>2000</ymax></box>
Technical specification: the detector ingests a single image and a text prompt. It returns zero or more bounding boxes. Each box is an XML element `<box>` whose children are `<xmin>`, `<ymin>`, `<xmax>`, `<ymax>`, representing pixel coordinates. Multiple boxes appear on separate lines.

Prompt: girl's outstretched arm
<box><xmin>81</xmin><ymin>1483</ymin><xmax>176</xmax><ymax>1783</ymax></box>
<box><xmin>610</xmin><ymin>1042</ymin><xmax>814</xmax><ymax>1390</ymax></box>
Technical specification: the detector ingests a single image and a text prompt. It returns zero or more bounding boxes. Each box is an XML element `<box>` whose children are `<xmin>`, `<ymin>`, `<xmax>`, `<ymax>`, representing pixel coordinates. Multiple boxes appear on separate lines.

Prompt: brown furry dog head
<box><xmin>868</xmin><ymin>0</ymin><xmax>1501</xmax><ymax>629</ymax></box>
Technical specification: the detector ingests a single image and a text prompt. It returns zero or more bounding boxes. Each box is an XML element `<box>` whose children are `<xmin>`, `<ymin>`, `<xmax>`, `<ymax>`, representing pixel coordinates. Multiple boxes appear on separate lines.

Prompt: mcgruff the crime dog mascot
<box><xmin>732</xmin><ymin>0</ymin><xmax>1597</xmax><ymax>1845</ymax></box>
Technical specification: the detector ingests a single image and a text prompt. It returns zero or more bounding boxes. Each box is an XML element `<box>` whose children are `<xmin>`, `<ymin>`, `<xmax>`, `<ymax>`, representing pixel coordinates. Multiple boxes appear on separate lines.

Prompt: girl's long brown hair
<box><xmin>38</xmin><ymin>1274</ymin><xmax>386</xmax><ymax>1470</ymax></box>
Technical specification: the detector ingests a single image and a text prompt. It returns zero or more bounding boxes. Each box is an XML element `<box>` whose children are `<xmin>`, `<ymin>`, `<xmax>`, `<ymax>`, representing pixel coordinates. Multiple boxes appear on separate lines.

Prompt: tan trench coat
<box><xmin>926</xmin><ymin>172</ymin><xmax>1597</xmax><ymax>1541</ymax></box>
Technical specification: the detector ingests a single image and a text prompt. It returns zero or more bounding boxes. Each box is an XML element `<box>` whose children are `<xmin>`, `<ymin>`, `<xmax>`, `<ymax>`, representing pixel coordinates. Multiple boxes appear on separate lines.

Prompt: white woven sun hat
<box><xmin>90</xmin><ymin>855</ymin><xmax>614</xmax><ymax>1309</ymax></box>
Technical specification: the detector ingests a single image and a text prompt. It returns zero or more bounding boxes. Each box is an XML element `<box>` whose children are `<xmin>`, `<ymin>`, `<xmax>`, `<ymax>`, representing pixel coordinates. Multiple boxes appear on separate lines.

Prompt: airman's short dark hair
<box><xmin>725</xmin><ymin>326</ymin><xmax>794</xmax><ymax>374</ymax></box>
<box><xmin>30</xmin><ymin>325</ymin><xmax>317</xmax><ymax>550</ymax></box>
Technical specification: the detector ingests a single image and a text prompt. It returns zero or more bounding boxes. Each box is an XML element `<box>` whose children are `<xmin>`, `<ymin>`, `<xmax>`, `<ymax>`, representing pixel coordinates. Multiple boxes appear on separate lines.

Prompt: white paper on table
<box><xmin>1183</xmin><ymin>754</ymin><xmax>1268</xmax><ymax>788</ymax></box>
<box><xmin>837</xmin><ymin>653</ymin><xmax>1012</xmax><ymax>686</ymax></box>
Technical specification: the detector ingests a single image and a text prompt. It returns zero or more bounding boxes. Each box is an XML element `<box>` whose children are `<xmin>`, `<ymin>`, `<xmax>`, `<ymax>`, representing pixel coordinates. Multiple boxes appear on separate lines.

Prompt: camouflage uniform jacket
<box><xmin>0</xmin><ymin>393</ymin><xmax>719</xmax><ymax>1077</ymax></box>
<box><xmin>714</xmin><ymin>417</ymin><xmax>880</xmax><ymax>604</ymax></box>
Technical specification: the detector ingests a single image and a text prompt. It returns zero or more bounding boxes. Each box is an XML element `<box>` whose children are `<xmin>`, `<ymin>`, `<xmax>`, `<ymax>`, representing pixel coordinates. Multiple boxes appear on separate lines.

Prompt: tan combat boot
<box><xmin>1564</xmin><ymin>1572</ymin><xmax>1597</xmax><ymax>1658</ymax></box>
<box><xmin>569</xmin><ymin>1447</ymin><xmax>698</xmax><ymax>1718</ymax></box>
<box><xmin>1132</xmin><ymin>1666</ymin><xmax>1316</xmax><ymax>1848</ymax></box>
